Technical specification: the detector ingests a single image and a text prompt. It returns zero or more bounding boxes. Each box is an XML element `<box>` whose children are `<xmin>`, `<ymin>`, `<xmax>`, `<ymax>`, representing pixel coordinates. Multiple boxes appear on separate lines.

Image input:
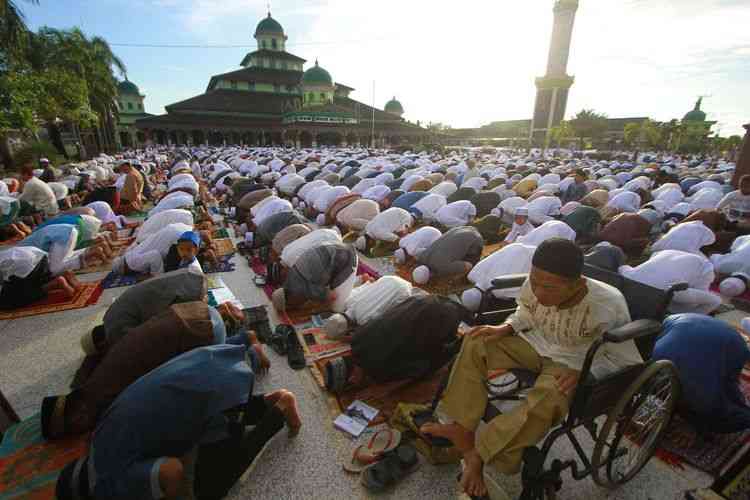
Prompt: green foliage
<box><xmin>12</xmin><ymin>140</ymin><xmax>63</xmax><ymax>167</ymax></box>
<box><xmin>569</xmin><ymin>109</ymin><xmax>609</xmax><ymax>149</ymax></box>
<box><xmin>550</xmin><ymin>120</ymin><xmax>574</xmax><ymax>147</ymax></box>
<box><xmin>623</xmin><ymin>119</ymin><xmax>664</xmax><ymax>150</ymax></box>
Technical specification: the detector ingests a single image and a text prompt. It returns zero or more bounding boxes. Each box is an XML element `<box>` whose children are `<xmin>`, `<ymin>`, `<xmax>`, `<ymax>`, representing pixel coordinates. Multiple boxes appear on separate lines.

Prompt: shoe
<box><xmin>285</xmin><ymin>326</ymin><xmax>306</xmax><ymax>370</ymax></box>
<box><xmin>270</xmin><ymin>325</ymin><xmax>291</xmax><ymax>356</ymax></box>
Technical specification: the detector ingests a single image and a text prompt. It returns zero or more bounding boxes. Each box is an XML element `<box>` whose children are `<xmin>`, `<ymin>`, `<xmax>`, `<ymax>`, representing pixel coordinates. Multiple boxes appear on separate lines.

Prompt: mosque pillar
<box><xmin>732</xmin><ymin>123</ymin><xmax>750</xmax><ymax>187</ymax></box>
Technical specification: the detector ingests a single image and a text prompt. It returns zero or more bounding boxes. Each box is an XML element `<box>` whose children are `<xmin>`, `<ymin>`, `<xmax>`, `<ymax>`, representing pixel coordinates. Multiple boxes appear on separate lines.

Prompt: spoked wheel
<box><xmin>591</xmin><ymin>360</ymin><xmax>680</xmax><ymax>488</ymax></box>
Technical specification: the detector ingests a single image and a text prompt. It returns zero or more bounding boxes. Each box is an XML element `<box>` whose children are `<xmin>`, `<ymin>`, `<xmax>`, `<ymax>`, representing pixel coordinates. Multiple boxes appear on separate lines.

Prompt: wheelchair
<box><xmin>434</xmin><ymin>264</ymin><xmax>687</xmax><ymax>500</ymax></box>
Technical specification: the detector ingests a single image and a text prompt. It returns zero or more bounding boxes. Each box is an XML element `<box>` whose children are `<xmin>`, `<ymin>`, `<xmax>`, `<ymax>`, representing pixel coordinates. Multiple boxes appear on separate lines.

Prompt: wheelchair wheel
<box><xmin>591</xmin><ymin>360</ymin><xmax>679</xmax><ymax>489</ymax></box>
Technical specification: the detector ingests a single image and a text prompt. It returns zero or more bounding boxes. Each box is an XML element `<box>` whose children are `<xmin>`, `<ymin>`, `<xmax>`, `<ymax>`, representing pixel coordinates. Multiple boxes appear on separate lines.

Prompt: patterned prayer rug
<box><xmin>0</xmin><ymin>413</ymin><xmax>89</xmax><ymax>499</ymax></box>
<box><xmin>213</xmin><ymin>238</ymin><xmax>236</xmax><ymax>257</ymax></box>
<box><xmin>395</xmin><ymin>261</ymin><xmax>472</xmax><ymax>296</ymax></box>
<box><xmin>100</xmin><ymin>271</ymin><xmax>149</xmax><ymax>290</ymax></box>
<box><xmin>0</xmin><ymin>282</ymin><xmax>102</xmax><ymax>320</ymax></box>
<box><xmin>203</xmin><ymin>256</ymin><xmax>236</xmax><ymax>274</ymax></box>
<box><xmin>212</xmin><ymin>227</ymin><xmax>230</xmax><ymax>239</ymax></box>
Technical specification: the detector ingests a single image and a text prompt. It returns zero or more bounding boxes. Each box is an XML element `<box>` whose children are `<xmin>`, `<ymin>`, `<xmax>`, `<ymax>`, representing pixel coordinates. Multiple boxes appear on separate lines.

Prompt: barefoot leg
<box><xmin>420</xmin><ymin>422</ymin><xmax>487</xmax><ymax>496</ymax></box>
<box><xmin>266</xmin><ymin>390</ymin><xmax>302</xmax><ymax>437</ymax></box>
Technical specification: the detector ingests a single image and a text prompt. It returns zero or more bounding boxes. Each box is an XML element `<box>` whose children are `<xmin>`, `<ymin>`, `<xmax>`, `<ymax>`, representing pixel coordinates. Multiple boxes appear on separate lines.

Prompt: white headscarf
<box><xmin>0</xmin><ymin>246</ymin><xmax>47</xmax><ymax>282</ymax></box>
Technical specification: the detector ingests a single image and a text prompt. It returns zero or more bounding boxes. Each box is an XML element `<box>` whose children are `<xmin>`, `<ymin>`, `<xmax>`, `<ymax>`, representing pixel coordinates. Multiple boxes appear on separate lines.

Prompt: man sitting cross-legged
<box><xmin>420</xmin><ymin>238</ymin><xmax>642</xmax><ymax>497</ymax></box>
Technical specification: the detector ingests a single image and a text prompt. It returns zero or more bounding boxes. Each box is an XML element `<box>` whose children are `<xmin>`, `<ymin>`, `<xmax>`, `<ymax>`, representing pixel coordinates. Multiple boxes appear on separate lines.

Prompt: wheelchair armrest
<box><xmin>490</xmin><ymin>274</ymin><xmax>528</xmax><ymax>290</ymax></box>
<box><xmin>603</xmin><ymin>319</ymin><xmax>661</xmax><ymax>344</ymax></box>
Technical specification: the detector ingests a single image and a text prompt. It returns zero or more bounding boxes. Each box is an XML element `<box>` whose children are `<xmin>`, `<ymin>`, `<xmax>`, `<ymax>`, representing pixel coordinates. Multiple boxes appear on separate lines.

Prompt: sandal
<box><xmin>361</xmin><ymin>444</ymin><xmax>420</xmax><ymax>491</ymax></box>
<box><xmin>343</xmin><ymin>428</ymin><xmax>403</xmax><ymax>473</ymax></box>
<box><xmin>286</xmin><ymin>326</ymin><xmax>306</xmax><ymax>370</ymax></box>
<box><xmin>270</xmin><ymin>325</ymin><xmax>291</xmax><ymax>356</ymax></box>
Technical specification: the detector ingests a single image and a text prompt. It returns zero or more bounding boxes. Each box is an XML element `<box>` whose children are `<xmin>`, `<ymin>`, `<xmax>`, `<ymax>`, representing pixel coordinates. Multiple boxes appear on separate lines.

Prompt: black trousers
<box><xmin>194</xmin><ymin>396</ymin><xmax>284</xmax><ymax>500</ymax></box>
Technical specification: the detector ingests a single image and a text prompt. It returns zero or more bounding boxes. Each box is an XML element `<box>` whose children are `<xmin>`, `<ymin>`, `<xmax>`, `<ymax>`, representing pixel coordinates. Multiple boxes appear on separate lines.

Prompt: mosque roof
<box><xmin>207</xmin><ymin>67</ymin><xmax>303</xmax><ymax>91</ymax></box>
<box><xmin>684</xmin><ymin>98</ymin><xmax>707</xmax><ymax>122</ymax></box>
<box><xmin>255</xmin><ymin>13</ymin><xmax>284</xmax><ymax>36</ymax></box>
<box><xmin>302</xmin><ymin>60</ymin><xmax>333</xmax><ymax>86</ymax></box>
<box><xmin>118</xmin><ymin>79</ymin><xmax>140</xmax><ymax>95</ymax></box>
<box><xmin>240</xmin><ymin>49</ymin><xmax>306</xmax><ymax>67</ymax></box>
<box><xmin>385</xmin><ymin>97</ymin><xmax>404</xmax><ymax>114</ymax></box>
<box><xmin>166</xmin><ymin>89</ymin><xmax>300</xmax><ymax>114</ymax></box>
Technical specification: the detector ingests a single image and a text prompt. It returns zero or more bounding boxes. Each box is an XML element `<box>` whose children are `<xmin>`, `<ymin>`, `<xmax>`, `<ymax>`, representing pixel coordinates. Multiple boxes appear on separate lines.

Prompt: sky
<box><xmin>24</xmin><ymin>0</ymin><xmax>750</xmax><ymax>136</ymax></box>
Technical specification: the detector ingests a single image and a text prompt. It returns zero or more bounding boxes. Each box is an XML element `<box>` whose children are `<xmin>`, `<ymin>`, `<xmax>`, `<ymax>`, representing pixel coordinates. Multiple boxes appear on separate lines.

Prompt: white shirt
<box><xmin>401</xmin><ymin>175</ymin><xmax>424</xmax><ymax>192</ymax></box>
<box><xmin>412</xmin><ymin>194</ymin><xmax>447</xmax><ymax>221</ymax></box>
<box><xmin>688</xmin><ymin>180</ymin><xmax>722</xmax><ymax>195</ymax></box>
<box><xmin>689</xmin><ymin>188</ymin><xmax>724</xmax><ymax>210</ymax></box>
<box><xmin>435</xmin><ymin>200</ymin><xmax>477</xmax><ymax>228</ymax></box>
<box><xmin>606</xmin><ymin>191</ymin><xmax>641</xmax><ymax>213</ymax></box>
<box><xmin>468</xmin><ymin>242</ymin><xmax>536</xmax><ymax>295</ymax></box>
<box><xmin>374</xmin><ymin>172</ymin><xmax>394</xmax><ymax>185</ymax></box>
<box><xmin>499</xmin><ymin>197</ymin><xmax>528</xmax><ymax>217</ymax></box>
<box><xmin>0</xmin><ymin>246</ymin><xmax>47</xmax><ymax>281</ymax></box>
<box><xmin>655</xmin><ymin>187</ymin><xmax>684</xmax><ymax>211</ymax></box>
<box><xmin>504</xmin><ymin>221</ymin><xmax>535</xmax><ymax>243</ymax></box>
<box><xmin>128</xmin><ymin>222</ymin><xmax>193</xmax><ymax>260</ymax></box>
<box><xmin>351</xmin><ymin>178</ymin><xmax>377</xmax><ymax>195</ymax></box>
<box><xmin>365</xmin><ymin>207</ymin><xmax>413</xmax><ymax>242</ymax></box>
<box><xmin>651</xmin><ymin>220</ymin><xmax>715</xmax><ymax>255</ymax></box>
<box><xmin>253</xmin><ymin>198</ymin><xmax>293</xmax><ymax>226</ymax></box>
<box><xmin>344</xmin><ymin>276</ymin><xmax>413</xmax><ymax>325</ymax></box>
<box><xmin>314</xmin><ymin>186</ymin><xmax>349</xmax><ymax>212</ymax></box>
<box><xmin>711</xmin><ymin>237</ymin><xmax>750</xmax><ymax>276</ymax></box>
<box><xmin>361</xmin><ymin>185</ymin><xmax>391</xmax><ymax>203</ymax></box>
<box><xmin>277</xmin><ymin>173</ymin><xmax>306</xmax><ymax>195</ymax></box>
<box><xmin>462</xmin><ymin>177</ymin><xmax>487</xmax><ymax>191</ymax></box>
<box><xmin>399</xmin><ymin>226</ymin><xmax>442</xmax><ymax>257</ymax></box>
<box><xmin>281</xmin><ymin>229</ymin><xmax>342</xmax><ymax>268</ymax></box>
<box><xmin>149</xmin><ymin>193</ymin><xmax>194</xmax><ymax>217</ymax></box>
<box><xmin>527</xmin><ymin>196</ymin><xmax>561</xmax><ymax>225</ymax></box>
<box><xmin>20</xmin><ymin>177</ymin><xmax>59</xmax><ymax>216</ymax></box>
<box><xmin>518</xmin><ymin>221</ymin><xmax>576</xmax><ymax>247</ymax></box>
<box><xmin>137</xmin><ymin>209</ymin><xmax>194</xmax><ymax>243</ymax></box>
<box><xmin>430</xmin><ymin>181</ymin><xmax>458</xmax><ymax>198</ymax></box>
<box><xmin>298</xmin><ymin>180</ymin><xmax>328</xmax><ymax>202</ymax></box>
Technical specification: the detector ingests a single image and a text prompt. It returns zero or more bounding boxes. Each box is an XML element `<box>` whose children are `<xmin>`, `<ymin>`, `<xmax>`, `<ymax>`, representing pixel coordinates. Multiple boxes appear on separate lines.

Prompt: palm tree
<box><xmin>0</xmin><ymin>0</ymin><xmax>38</xmax><ymax>62</ymax></box>
<box><xmin>550</xmin><ymin>121</ymin><xmax>574</xmax><ymax>148</ymax></box>
<box><xmin>569</xmin><ymin>109</ymin><xmax>609</xmax><ymax>150</ymax></box>
<box><xmin>623</xmin><ymin>119</ymin><xmax>663</xmax><ymax>151</ymax></box>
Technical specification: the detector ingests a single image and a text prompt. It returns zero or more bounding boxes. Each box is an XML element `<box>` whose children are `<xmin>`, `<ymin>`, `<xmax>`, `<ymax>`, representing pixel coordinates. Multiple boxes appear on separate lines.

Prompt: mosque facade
<box><xmin>115</xmin><ymin>79</ymin><xmax>153</xmax><ymax>149</ymax></box>
<box><xmin>135</xmin><ymin>13</ymin><xmax>429</xmax><ymax>148</ymax></box>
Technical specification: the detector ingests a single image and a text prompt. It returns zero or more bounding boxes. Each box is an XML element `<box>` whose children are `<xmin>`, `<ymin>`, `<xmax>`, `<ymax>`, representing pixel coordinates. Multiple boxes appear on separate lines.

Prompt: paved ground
<box><xmin>3</xmin><ymin>230</ymin><xmax>740</xmax><ymax>499</ymax></box>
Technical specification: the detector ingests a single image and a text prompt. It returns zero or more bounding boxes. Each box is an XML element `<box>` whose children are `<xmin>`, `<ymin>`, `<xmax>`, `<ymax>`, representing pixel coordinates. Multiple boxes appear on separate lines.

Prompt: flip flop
<box><xmin>361</xmin><ymin>444</ymin><xmax>420</xmax><ymax>492</ymax></box>
<box><xmin>343</xmin><ymin>428</ymin><xmax>403</xmax><ymax>473</ymax></box>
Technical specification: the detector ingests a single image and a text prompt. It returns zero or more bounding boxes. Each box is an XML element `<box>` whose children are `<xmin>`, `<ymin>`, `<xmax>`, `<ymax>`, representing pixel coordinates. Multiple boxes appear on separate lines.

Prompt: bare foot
<box><xmin>252</xmin><ymin>343</ymin><xmax>271</xmax><ymax>375</ymax></box>
<box><xmin>461</xmin><ymin>448</ymin><xmax>487</xmax><ymax>497</ymax></box>
<box><xmin>419</xmin><ymin>422</ymin><xmax>475</xmax><ymax>453</ymax></box>
<box><xmin>266</xmin><ymin>390</ymin><xmax>302</xmax><ymax>437</ymax></box>
<box><xmin>63</xmin><ymin>271</ymin><xmax>83</xmax><ymax>291</ymax></box>
<box><xmin>55</xmin><ymin>277</ymin><xmax>76</xmax><ymax>298</ymax></box>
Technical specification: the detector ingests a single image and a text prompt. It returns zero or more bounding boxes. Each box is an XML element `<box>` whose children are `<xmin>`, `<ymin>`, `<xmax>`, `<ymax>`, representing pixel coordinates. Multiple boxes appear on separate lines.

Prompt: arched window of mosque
<box><xmin>127</xmin><ymin>102</ymin><xmax>133</xmax><ymax>110</ymax></box>
<box><xmin>261</xmin><ymin>40</ymin><xmax>266</xmax><ymax>49</ymax></box>
<box><xmin>138</xmin><ymin>103</ymin><xmax>142</xmax><ymax>110</ymax></box>
<box><xmin>271</xmin><ymin>38</ymin><xmax>277</xmax><ymax>49</ymax></box>
<box><xmin>231</xmin><ymin>80</ymin><xmax>237</xmax><ymax>90</ymax></box>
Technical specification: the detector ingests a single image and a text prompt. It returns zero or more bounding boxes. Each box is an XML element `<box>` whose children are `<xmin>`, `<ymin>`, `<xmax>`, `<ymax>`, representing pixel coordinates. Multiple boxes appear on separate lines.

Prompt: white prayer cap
<box><xmin>316</xmin><ymin>214</ymin><xmax>326</xmax><ymax>226</ymax></box>
<box><xmin>490</xmin><ymin>208</ymin><xmax>502</xmax><ymax>217</ymax></box>
<box><xmin>323</xmin><ymin>314</ymin><xmax>349</xmax><ymax>339</ymax></box>
<box><xmin>355</xmin><ymin>236</ymin><xmax>367</xmax><ymax>251</ymax></box>
<box><xmin>245</xmin><ymin>232</ymin><xmax>254</xmax><ymax>246</ymax></box>
<box><xmin>394</xmin><ymin>248</ymin><xmax>407</xmax><ymax>264</ymax></box>
<box><xmin>413</xmin><ymin>265</ymin><xmax>431</xmax><ymax>284</ymax></box>
<box><xmin>272</xmin><ymin>288</ymin><xmax>286</xmax><ymax>312</ymax></box>
<box><xmin>719</xmin><ymin>277</ymin><xmax>746</xmax><ymax>297</ymax></box>
<box><xmin>461</xmin><ymin>288</ymin><xmax>483</xmax><ymax>312</ymax></box>
<box><xmin>515</xmin><ymin>207</ymin><xmax>528</xmax><ymax>216</ymax></box>
<box><xmin>112</xmin><ymin>256</ymin><xmax>125</xmax><ymax>274</ymax></box>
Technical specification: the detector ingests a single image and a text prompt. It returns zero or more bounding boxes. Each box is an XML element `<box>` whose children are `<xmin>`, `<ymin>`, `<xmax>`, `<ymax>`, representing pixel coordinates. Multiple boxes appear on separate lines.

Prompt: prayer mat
<box><xmin>0</xmin><ymin>282</ymin><xmax>102</xmax><ymax>320</ymax></box>
<box><xmin>212</xmin><ymin>227</ymin><xmax>230</xmax><ymax>239</ymax></box>
<box><xmin>654</xmin><ymin>368</ymin><xmax>750</xmax><ymax>476</ymax></box>
<box><xmin>481</xmin><ymin>241</ymin><xmax>508</xmax><ymax>259</ymax></box>
<box><xmin>395</xmin><ymin>261</ymin><xmax>472</xmax><ymax>296</ymax></box>
<box><xmin>298</xmin><ymin>327</ymin><xmax>352</xmax><ymax>368</ymax></box>
<box><xmin>203</xmin><ymin>257</ymin><xmax>236</xmax><ymax>274</ymax></box>
<box><xmin>213</xmin><ymin>238</ymin><xmax>236</xmax><ymax>257</ymax></box>
<box><xmin>0</xmin><ymin>413</ymin><xmax>90</xmax><ymax>499</ymax></box>
<box><xmin>75</xmin><ymin>245</ymin><xmax>128</xmax><ymax>275</ymax></box>
<box><xmin>314</xmin><ymin>353</ymin><xmax>450</xmax><ymax>427</ymax></box>
<box><xmin>100</xmin><ymin>271</ymin><xmax>149</xmax><ymax>290</ymax></box>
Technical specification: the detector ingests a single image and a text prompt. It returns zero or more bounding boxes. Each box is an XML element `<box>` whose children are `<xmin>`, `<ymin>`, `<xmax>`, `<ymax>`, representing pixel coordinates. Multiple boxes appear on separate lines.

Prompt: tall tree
<box><xmin>569</xmin><ymin>109</ymin><xmax>609</xmax><ymax>150</ymax></box>
<box><xmin>550</xmin><ymin>120</ymin><xmax>574</xmax><ymax>148</ymax></box>
<box><xmin>623</xmin><ymin>119</ymin><xmax>664</xmax><ymax>150</ymax></box>
<box><xmin>0</xmin><ymin>0</ymin><xmax>37</xmax><ymax>64</ymax></box>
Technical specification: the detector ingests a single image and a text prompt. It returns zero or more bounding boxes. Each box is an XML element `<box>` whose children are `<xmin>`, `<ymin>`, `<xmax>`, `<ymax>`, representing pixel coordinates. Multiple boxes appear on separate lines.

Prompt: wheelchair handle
<box><xmin>490</xmin><ymin>274</ymin><xmax>528</xmax><ymax>290</ymax></box>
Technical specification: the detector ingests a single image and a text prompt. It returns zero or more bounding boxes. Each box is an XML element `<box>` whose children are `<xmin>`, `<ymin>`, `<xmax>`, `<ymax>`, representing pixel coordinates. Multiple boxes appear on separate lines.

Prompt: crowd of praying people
<box><xmin>2</xmin><ymin>144</ymin><xmax>750</xmax><ymax>499</ymax></box>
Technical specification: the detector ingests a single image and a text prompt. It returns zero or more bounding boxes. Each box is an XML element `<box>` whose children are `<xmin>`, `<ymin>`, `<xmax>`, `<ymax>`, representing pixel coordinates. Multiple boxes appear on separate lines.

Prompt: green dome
<box><xmin>118</xmin><ymin>79</ymin><xmax>140</xmax><ymax>95</ymax></box>
<box><xmin>385</xmin><ymin>97</ymin><xmax>404</xmax><ymax>114</ymax></box>
<box><xmin>302</xmin><ymin>60</ymin><xmax>333</xmax><ymax>86</ymax></box>
<box><xmin>683</xmin><ymin>97</ymin><xmax>707</xmax><ymax>122</ymax></box>
<box><xmin>255</xmin><ymin>13</ymin><xmax>284</xmax><ymax>36</ymax></box>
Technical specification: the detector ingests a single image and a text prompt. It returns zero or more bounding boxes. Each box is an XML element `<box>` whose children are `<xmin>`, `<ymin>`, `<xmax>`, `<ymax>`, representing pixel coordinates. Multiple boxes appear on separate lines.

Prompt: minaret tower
<box><xmin>530</xmin><ymin>0</ymin><xmax>579</xmax><ymax>146</ymax></box>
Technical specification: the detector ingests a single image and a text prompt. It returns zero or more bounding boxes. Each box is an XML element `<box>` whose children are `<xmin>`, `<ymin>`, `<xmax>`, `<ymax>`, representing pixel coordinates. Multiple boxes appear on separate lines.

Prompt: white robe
<box><xmin>435</xmin><ymin>200</ymin><xmax>477</xmax><ymax>228</ymax></box>
<box><xmin>468</xmin><ymin>242</ymin><xmax>536</xmax><ymax>294</ymax></box>
<box><xmin>527</xmin><ymin>196</ymin><xmax>562</xmax><ymax>225</ymax></box>
<box><xmin>253</xmin><ymin>198</ymin><xmax>293</xmax><ymax>226</ymax></box>
<box><xmin>518</xmin><ymin>221</ymin><xmax>576</xmax><ymax>247</ymax></box>
<box><xmin>125</xmin><ymin>223</ymin><xmax>193</xmax><ymax>275</ymax></box>
<box><xmin>343</xmin><ymin>276</ymin><xmax>413</xmax><ymax>326</ymax></box>
<box><xmin>137</xmin><ymin>209</ymin><xmax>194</xmax><ymax>243</ymax></box>
<box><xmin>280</xmin><ymin>229</ymin><xmax>342</xmax><ymax>268</ymax></box>
<box><xmin>606</xmin><ymin>191</ymin><xmax>641</xmax><ymax>213</ymax></box>
<box><xmin>619</xmin><ymin>250</ymin><xmax>719</xmax><ymax>315</ymax></box>
<box><xmin>365</xmin><ymin>208</ymin><xmax>413</xmax><ymax>242</ymax></box>
<box><xmin>314</xmin><ymin>186</ymin><xmax>350</xmax><ymax>213</ymax></box>
<box><xmin>277</xmin><ymin>173</ymin><xmax>306</xmax><ymax>195</ymax></box>
<box><xmin>711</xmin><ymin>236</ymin><xmax>750</xmax><ymax>276</ymax></box>
<box><xmin>688</xmin><ymin>188</ymin><xmax>724</xmax><ymax>210</ymax></box>
<box><xmin>399</xmin><ymin>226</ymin><xmax>442</xmax><ymax>257</ymax></box>
<box><xmin>650</xmin><ymin>220</ymin><xmax>715</xmax><ymax>255</ymax></box>
<box><xmin>351</xmin><ymin>178</ymin><xmax>378</xmax><ymax>195</ymax></box>
<box><xmin>298</xmin><ymin>180</ymin><xmax>328</xmax><ymax>202</ymax></box>
<box><xmin>148</xmin><ymin>193</ymin><xmax>194</xmax><ymax>217</ymax></box>
<box><xmin>361</xmin><ymin>185</ymin><xmax>391</xmax><ymax>203</ymax></box>
<box><xmin>412</xmin><ymin>194</ymin><xmax>446</xmax><ymax>221</ymax></box>
<box><xmin>430</xmin><ymin>181</ymin><xmax>458</xmax><ymax>198</ymax></box>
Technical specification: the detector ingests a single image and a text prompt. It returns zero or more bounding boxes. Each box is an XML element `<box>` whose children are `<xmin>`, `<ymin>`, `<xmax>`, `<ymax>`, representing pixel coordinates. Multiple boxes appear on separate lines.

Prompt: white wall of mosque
<box><xmin>245</xmin><ymin>57</ymin><xmax>303</xmax><ymax>72</ymax></box>
<box><xmin>256</xmin><ymin>34</ymin><xmax>286</xmax><ymax>52</ymax></box>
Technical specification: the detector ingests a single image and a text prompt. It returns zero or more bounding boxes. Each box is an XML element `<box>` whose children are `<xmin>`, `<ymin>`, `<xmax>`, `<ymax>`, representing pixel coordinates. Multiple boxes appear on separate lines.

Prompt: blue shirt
<box><xmin>89</xmin><ymin>345</ymin><xmax>253</xmax><ymax>499</ymax></box>
<box><xmin>19</xmin><ymin>223</ymin><xmax>77</xmax><ymax>252</ymax></box>
<box><xmin>392</xmin><ymin>192</ymin><xmax>429</xmax><ymax>215</ymax></box>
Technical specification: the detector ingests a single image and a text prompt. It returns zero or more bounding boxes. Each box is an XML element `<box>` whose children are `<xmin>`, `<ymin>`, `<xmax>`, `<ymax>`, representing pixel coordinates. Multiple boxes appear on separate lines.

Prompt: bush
<box><xmin>12</xmin><ymin>141</ymin><xmax>64</xmax><ymax>169</ymax></box>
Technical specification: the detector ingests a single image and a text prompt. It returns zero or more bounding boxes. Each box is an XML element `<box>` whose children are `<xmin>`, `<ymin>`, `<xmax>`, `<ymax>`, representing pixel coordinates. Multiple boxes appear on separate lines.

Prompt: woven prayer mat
<box><xmin>212</xmin><ymin>227</ymin><xmax>230</xmax><ymax>239</ymax></box>
<box><xmin>395</xmin><ymin>261</ymin><xmax>472</xmax><ymax>296</ymax></box>
<box><xmin>313</xmin><ymin>353</ymin><xmax>449</xmax><ymax>427</ymax></box>
<box><xmin>481</xmin><ymin>241</ymin><xmax>508</xmax><ymax>259</ymax></box>
<box><xmin>203</xmin><ymin>256</ymin><xmax>236</xmax><ymax>274</ymax></box>
<box><xmin>213</xmin><ymin>238</ymin><xmax>236</xmax><ymax>257</ymax></box>
<box><xmin>0</xmin><ymin>282</ymin><xmax>102</xmax><ymax>320</ymax></box>
<box><xmin>654</xmin><ymin>368</ymin><xmax>750</xmax><ymax>476</ymax></box>
<box><xmin>101</xmin><ymin>271</ymin><xmax>149</xmax><ymax>290</ymax></box>
<box><xmin>0</xmin><ymin>413</ymin><xmax>90</xmax><ymax>499</ymax></box>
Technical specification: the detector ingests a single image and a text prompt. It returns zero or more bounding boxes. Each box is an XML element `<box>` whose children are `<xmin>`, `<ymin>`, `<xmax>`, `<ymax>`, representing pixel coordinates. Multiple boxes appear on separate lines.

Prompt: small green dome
<box><xmin>118</xmin><ymin>79</ymin><xmax>140</xmax><ymax>95</ymax></box>
<box><xmin>255</xmin><ymin>13</ymin><xmax>284</xmax><ymax>36</ymax></box>
<box><xmin>683</xmin><ymin>97</ymin><xmax>707</xmax><ymax>122</ymax></box>
<box><xmin>302</xmin><ymin>60</ymin><xmax>333</xmax><ymax>86</ymax></box>
<box><xmin>385</xmin><ymin>97</ymin><xmax>404</xmax><ymax>114</ymax></box>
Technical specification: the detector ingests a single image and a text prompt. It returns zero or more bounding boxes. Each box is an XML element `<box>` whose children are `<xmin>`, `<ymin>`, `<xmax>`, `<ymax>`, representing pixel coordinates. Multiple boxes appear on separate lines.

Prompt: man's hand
<box><xmin>554</xmin><ymin>368</ymin><xmax>580</xmax><ymax>396</ymax></box>
<box><xmin>467</xmin><ymin>323</ymin><xmax>514</xmax><ymax>339</ymax></box>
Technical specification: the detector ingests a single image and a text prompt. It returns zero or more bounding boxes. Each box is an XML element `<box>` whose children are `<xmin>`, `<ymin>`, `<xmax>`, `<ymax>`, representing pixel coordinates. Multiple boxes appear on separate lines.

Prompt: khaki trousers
<box><xmin>439</xmin><ymin>334</ymin><xmax>573</xmax><ymax>474</ymax></box>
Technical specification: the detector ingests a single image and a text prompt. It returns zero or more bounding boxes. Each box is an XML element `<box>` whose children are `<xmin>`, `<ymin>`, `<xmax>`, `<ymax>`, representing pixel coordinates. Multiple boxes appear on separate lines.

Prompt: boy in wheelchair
<box><xmin>420</xmin><ymin>238</ymin><xmax>643</xmax><ymax>498</ymax></box>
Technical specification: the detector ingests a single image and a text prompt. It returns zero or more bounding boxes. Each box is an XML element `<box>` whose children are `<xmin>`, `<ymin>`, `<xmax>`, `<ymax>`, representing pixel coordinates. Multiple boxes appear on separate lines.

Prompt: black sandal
<box><xmin>361</xmin><ymin>444</ymin><xmax>420</xmax><ymax>492</ymax></box>
<box><xmin>285</xmin><ymin>326</ymin><xmax>306</xmax><ymax>370</ymax></box>
<box><xmin>270</xmin><ymin>325</ymin><xmax>291</xmax><ymax>356</ymax></box>
<box><xmin>412</xmin><ymin>410</ymin><xmax>454</xmax><ymax>448</ymax></box>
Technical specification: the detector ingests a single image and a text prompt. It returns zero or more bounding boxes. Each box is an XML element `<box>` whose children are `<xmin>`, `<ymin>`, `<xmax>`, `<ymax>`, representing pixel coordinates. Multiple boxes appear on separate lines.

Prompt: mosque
<box><xmin>132</xmin><ymin>13</ymin><xmax>429</xmax><ymax>148</ymax></box>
